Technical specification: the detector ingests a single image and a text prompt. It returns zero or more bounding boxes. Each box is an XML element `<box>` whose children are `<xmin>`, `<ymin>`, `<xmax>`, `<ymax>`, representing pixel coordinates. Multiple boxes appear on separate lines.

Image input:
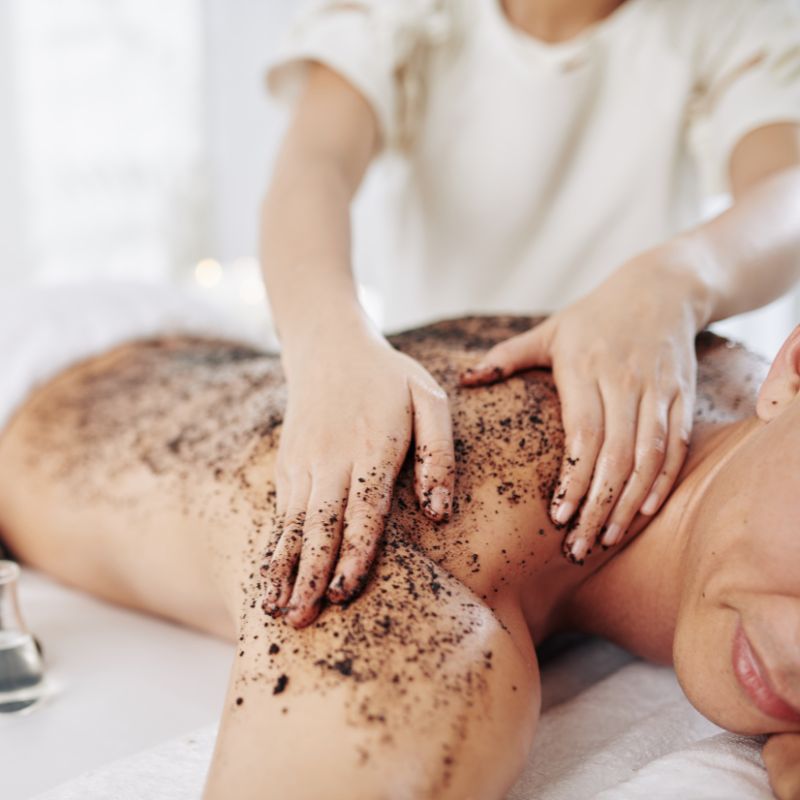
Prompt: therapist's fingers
<box><xmin>638</xmin><ymin>389</ymin><xmax>693</xmax><ymax>517</ymax></box>
<box><xmin>261</xmin><ymin>473</ymin><xmax>311</xmax><ymax>615</ymax></box>
<box><xmin>459</xmin><ymin>320</ymin><xmax>554</xmax><ymax>385</ymax></box>
<box><xmin>284</xmin><ymin>474</ymin><xmax>348</xmax><ymax>628</ymax></box>
<box><xmin>326</xmin><ymin>463</ymin><xmax>395</xmax><ymax>604</ymax></box>
<box><xmin>599</xmin><ymin>392</ymin><xmax>669</xmax><ymax>546</ymax></box>
<box><xmin>548</xmin><ymin>373</ymin><xmax>604</xmax><ymax>530</ymax></box>
<box><xmin>564</xmin><ymin>384</ymin><xmax>639</xmax><ymax>562</ymax></box>
<box><xmin>409</xmin><ymin>377</ymin><xmax>455</xmax><ymax>521</ymax></box>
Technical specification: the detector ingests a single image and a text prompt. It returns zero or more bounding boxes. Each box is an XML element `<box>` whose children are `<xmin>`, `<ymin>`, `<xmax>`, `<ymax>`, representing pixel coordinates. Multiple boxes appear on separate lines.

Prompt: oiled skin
<box><xmin>0</xmin><ymin>316</ymin><xmax>765</xmax><ymax>800</ymax></box>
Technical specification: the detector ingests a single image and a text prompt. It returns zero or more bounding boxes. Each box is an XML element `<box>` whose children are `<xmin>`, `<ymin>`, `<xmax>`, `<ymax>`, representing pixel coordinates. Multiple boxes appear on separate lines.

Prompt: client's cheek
<box><xmin>672</xmin><ymin>611</ymin><xmax>745</xmax><ymax>732</ymax></box>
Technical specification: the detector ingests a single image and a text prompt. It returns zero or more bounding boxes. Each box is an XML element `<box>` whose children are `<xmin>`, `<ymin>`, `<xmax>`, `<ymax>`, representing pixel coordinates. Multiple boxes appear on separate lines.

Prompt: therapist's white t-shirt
<box><xmin>267</xmin><ymin>0</ymin><xmax>800</xmax><ymax>331</ymax></box>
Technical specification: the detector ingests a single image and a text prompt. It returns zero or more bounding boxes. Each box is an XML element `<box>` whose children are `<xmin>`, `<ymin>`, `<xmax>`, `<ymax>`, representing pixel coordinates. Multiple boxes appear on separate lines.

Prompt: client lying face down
<box><xmin>0</xmin><ymin>316</ymin><xmax>797</xmax><ymax>800</ymax></box>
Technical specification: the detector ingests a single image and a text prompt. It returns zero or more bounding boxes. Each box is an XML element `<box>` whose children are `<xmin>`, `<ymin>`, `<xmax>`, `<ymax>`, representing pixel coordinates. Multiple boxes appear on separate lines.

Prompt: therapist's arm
<box><xmin>461</xmin><ymin>122</ymin><xmax>800</xmax><ymax>563</ymax></box>
<box><xmin>262</xmin><ymin>64</ymin><xmax>377</xmax><ymax>356</ymax></box>
<box><xmin>677</xmin><ymin>123</ymin><xmax>800</xmax><ymax>322</ymax></box>
<box><xmin>260</xmin><ymin>64</ymin><xmax>456</xmax><ymax>628</ymax></box>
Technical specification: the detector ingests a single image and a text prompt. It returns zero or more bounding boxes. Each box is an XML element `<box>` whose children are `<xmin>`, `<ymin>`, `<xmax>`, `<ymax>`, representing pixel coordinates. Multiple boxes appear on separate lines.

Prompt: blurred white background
<box><xmin>0</xmin><ymin>0</ymin><xmax>796</xmax><ymax>356</ymax></box>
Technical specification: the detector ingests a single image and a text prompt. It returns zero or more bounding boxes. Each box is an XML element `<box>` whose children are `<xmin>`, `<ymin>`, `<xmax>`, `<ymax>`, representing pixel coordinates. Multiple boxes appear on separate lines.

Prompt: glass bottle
<box><xmin>0</xmin><ymin>561</ymin><xmax>45</xmax><ymax>713</ymax></box>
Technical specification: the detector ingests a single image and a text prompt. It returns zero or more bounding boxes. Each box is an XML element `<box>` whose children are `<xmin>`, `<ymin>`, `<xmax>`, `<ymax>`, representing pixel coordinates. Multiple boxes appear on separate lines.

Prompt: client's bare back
<box><xmin>0</xmin><ymin>316</ymin><xmax>766</xmax><ymax>800</ymax></box>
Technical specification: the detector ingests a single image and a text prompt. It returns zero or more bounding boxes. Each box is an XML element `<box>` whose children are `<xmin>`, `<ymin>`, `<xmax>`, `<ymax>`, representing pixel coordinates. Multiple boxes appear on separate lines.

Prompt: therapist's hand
<box><xmin>261</xmin><ymin>332</ymin><xmax>455</xmax><ymax>627</ymax></box>
<box><xmin>460</xmin><ymin>246</ymin><xmax>706</xmax><ymax>562</ymax></box>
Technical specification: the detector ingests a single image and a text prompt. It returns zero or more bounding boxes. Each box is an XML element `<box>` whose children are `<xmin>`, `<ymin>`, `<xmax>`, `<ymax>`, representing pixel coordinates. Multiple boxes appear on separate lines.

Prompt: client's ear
<box><xmin>757</xmin><ymin>326</ymin><xmax>800</xmax><ymax>421</ymax></box>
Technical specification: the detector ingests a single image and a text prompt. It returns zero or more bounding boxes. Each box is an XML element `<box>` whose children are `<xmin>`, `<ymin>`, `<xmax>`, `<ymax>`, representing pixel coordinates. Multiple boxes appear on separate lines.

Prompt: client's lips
<box><xmin>732</xmin><ymin>621</ymin><xmax>800</xmax><ymax>724</ymax></box>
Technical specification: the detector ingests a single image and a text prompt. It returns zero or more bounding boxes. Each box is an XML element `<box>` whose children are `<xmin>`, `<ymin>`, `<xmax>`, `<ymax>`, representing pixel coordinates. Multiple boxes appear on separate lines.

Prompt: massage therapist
<box><xmin>260</xmin><ymin>0</ymin><xmax>800</xmax><ymax>594</ymax></box>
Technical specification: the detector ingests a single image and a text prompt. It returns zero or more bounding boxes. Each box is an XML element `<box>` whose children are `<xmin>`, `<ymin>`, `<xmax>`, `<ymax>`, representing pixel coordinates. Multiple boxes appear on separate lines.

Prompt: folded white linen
<box><xmin>30</xmin><ymin>639</ymin><xmax>773</xmax><ymax>800</ymax></box>
<box><xmin>510</xmin><ymin>659</ymin><xmax>770</xmax><ymax>800</ymax></box>
<box><xmin>0</xmin><ymin>281</ymin><xmax>267</xmax><ymax>434</ymax></box>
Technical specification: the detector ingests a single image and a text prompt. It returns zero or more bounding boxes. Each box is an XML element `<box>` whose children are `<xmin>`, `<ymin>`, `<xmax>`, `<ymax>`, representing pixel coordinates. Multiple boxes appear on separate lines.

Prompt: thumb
<box><xmin>460</xmin><ymin>319</ymin><xmax>554</xmax><ymax>386</ymax></box>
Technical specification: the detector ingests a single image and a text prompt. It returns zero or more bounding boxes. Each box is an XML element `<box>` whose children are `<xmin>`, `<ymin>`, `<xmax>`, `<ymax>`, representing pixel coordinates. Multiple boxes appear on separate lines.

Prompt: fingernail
<box><xmin>601</xmin><ymin>523</ymin><xmax>622</xmax><ymax>546</ymax></box>
<box><xmin>261</xmin><ymin>597</ymin><xmax>280</xmax><ymax>617</ymax></box>
<box><xmin>461</xmin><ymin>364</ymin><xmax>503</xmax><ymax>383</ymax></box>
<box><xmin>569</xmin><ymin>538</ymin><xmax>589</xmax><ymax>562</ymax></box>
<box><xmin>429</xmin><ymin>487</ymin><xmax>451</xmax><ymax>518</ymax></box>
<box><xmin>641</xmin><ymin>491</ymin><xmax>660</xmax><ymax>515</ymax></box>
<box><xmin>554</xmin><ymin>500</ymin><xmax>575</xmax><ymax>525</ymax></box>
<box><xmin>327</xmin><ymin>572</ymin><xmax>346</xmax><ymax>599</ymax></box>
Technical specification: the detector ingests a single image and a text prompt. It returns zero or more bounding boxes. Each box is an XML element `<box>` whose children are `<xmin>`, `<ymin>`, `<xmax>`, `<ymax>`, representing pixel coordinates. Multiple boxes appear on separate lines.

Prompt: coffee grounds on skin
<box><xmin>19</xmin><ymin>318</ymin><xmax>768</xmax><ymax>793</ymax></box>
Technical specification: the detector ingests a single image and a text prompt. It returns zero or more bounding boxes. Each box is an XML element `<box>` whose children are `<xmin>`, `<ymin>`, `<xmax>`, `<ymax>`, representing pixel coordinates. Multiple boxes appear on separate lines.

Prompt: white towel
<box><xmin>30</xmin><ymin>640</ymin><xmax>773</xmax><ymax>800</ymax></box>
<box><xmin>0</xmin><ymin>281</ymin><xmax>268</xmax><ymax>434</ymax></box>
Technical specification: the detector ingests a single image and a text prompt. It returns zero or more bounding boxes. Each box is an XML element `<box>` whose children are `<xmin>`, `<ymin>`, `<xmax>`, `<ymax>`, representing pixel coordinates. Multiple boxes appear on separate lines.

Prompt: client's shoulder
<box><xmin>695</xmin><ymin>331</ymin><xmax>769</xmax><ymax>425</ymax></box>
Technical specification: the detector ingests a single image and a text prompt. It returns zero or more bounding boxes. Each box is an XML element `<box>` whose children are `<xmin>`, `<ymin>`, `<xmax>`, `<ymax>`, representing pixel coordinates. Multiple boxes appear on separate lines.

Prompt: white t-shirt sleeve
<box><xmin>692</xmin><ymin>0</ymin><xmax>800</xmax><ymax>195</ymax></box>
<box><xmin>265</xmin><ymin>0</ymin><xmax>452</xmax><ymax>150</ymax></box>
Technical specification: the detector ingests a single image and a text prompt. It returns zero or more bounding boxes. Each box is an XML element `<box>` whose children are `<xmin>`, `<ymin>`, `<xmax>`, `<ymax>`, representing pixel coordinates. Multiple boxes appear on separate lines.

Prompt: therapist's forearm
<box><xmin>261</xmin><ymin>150</ymin><xmax>378</xmax><ymax>372</ymax></box>
<box><xmin>671</xmin><ymin>166</ymin><xmax>800</xmax><ymax>326</ymax></box>
<box><xmin>260</xmin><ymin>65</ymin><xmax>382</xmax><ymax>375</ymax></box>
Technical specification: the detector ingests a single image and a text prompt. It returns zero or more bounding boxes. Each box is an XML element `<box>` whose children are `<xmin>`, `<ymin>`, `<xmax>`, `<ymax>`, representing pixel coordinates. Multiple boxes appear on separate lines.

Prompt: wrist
<box><xmin>627</xmin><ymin>236</ymin><xmax>723</xmax><ymax>330</ymax></box>
<box><xmin>280</xmin><ymin>304</ymin><xmax>387</xmax><ymax>377</ymax></box>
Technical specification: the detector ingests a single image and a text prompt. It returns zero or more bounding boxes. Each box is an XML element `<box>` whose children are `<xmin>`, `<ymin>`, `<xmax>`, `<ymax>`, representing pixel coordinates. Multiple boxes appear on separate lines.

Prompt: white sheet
<box><xmin>2</xmin><ymin>570</ymin><xmax>233</xmax><ymax>800</ymax></box>
<box><xmin>27</xmin><ymin>636</ymin><xmax>773</xmax><ymax>800</ymax></box>
<box><xmin>0</xmin><ymin>281</ymin><xmax>267</xmax><ymax>433</ymax></box>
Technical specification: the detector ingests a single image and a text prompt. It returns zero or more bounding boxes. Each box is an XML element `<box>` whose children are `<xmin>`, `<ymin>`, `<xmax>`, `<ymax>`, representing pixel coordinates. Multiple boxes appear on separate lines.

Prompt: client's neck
<box><xmin>561</xmin><ymin>415</ymin><xmax>762</xmax><ymax>662</ymax></box>
<box><xmin>503</xmin><ymin>0</ymin><xmax>625</xmax><ymax>42</ymax></box>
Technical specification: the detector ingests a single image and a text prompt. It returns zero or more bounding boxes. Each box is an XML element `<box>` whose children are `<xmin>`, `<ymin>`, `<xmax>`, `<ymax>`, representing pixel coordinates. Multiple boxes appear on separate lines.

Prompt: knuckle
<box><xmin>669</xmin><ymin>430</ymin><xmax>691</xmax><ymax>453</ymax></box>
<box><xmin>618</xmin><ymin>367</ymin><xmax>642</xmax><ymax>393</ymax></box>
<box><xmin>651</xmin><ymin>434</ymin><xmax>667</xmax><ymax>454</ymax></box>
<box><xmin>419</xmin><ymin>442</ymin><xmax>456</xmax><ymax>471</ymax></box>
<box><xmin>352</xmin><ymin>478</ymin><xmax>394</xmax><ymax>512</ymax></box>
<box><xmin>574</xmin><ymin>351</ymin><xmax>598</xmax><ymax>373</ymax></box>
<box><xmin>294</xmin><ymin>563</ymin><xmax>327</xmax><ymax>595</ymax></box>
<box><xmin>600</xmin><ymin>447</ymin><xmax>632</xmax><ymax>473</ymax></box>
<box><xmin>339</xmin><ymin>534</ymin><xmax>378</xmax><ymax>565</ymax></box>
<box><xmin>345</xmin><ymin>502</ymin><xmax>388</xmax><ymax>535</ymax></box>
<box><xmin>281</xmin><ymin>513</ymin><xmax>306</xmax><ymax>543</ymax></box>
<box><xmin>568</xmin><ymin>421</ymin><xmax>602</xmax><ymax>447</ymax></box>
<box><xmin>300</xmin><ymin>517</ymin><xmax>326</xmax><ymax>541</ymax></box>
<box><xmin>577</xmin><ymin>517</ymin><xmax>602</xmax><ymax>540</ymax></box>
<box><xmin>285</xmin><ymin>466</ymin><xmax>309</xmax><ymax>487</ymax></box>
<box><xmin>585</xmin><ymin>339</ymin><xmax>610</xmax><ymax>361</ymax></box>
<box><xmin>414</xmin><ymin>375</ymin><xmax>449</xmax><ymax>403</ymax></box>
<box><xmin>637</xmin><ymin>435</ymin><xmax>666</xmax><ymax>464</ymax></box>
<box><xmin>268</xmin><ymin>552</ymin><xmax>295</xmax><ymax>580</ymax></box>
<box><xmin>427</xmin><ymin>382</ymin><xmax>449</xmax><ymax>403</ymax></box>
<box><xmin>559</xmin><ymin>480</ymin><xmax>588</xmax><ymax>504</ymax></box>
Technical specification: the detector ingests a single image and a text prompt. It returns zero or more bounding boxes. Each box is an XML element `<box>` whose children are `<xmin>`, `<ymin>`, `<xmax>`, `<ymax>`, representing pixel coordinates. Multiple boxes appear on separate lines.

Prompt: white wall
<box><xmin>0</xmin><ymin>0</ymin><xmax>26</xmax><ymax>285</ymax></box>
<box><xmin>201</xmin><ymin>0</ymin><xmax>294</xmax><ymax>265</ymax></box>
<box><xmin>0</xmin><ymin>0</ymin><xmax>796</xmax><ymax>357</ymax></box>
<box><xmin>2</xmin><ymin>0</ymin><xmax>208</xmax><ymax>286</ymax></box>
<box><xmin>200</xmin><ymin>0</ymin><xmax>386</xmax><ymax>301</ymax></box>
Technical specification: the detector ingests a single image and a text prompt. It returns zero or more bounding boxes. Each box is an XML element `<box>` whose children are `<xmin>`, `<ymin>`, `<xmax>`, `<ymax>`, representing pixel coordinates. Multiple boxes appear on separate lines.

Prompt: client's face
<box><xmin>673</xmin><ymin>331</ymin><xmax>800</xmax><ymax>735</ymax></box>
